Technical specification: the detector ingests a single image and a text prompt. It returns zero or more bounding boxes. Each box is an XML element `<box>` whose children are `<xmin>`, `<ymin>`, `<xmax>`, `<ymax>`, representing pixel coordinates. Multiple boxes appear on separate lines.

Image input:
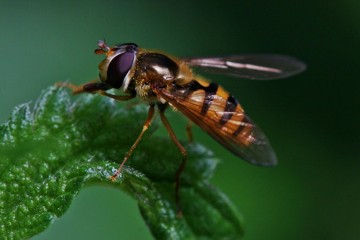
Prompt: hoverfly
<box><xmin>60</xmin><ymin>40</ymin><xmax>305</xmax><ymax>208</ymax></box>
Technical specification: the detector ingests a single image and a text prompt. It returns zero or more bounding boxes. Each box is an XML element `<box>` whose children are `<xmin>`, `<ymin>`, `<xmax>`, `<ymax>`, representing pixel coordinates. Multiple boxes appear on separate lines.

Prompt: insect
<box><xmin>60</xmin><ymin>40</ymin><xmax>305</xmax><ymax>209</ymax></box>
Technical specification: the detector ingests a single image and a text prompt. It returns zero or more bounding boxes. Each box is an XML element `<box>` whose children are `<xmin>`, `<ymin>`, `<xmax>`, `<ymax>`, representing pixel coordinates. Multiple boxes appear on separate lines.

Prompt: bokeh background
<box><xmin>1</xmin><ymin>1</ymin><xmax>359</xmax><ymax>239</ymax></box>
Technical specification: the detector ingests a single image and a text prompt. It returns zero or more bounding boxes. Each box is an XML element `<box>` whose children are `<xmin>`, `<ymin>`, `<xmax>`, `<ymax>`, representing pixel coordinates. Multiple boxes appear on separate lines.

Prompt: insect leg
<box><xmin>57</xmin><ymin>82</ymin><xmax>135</xmax><ymax>101</ymax></box>
<box><xmin>56</xmin><ymin>81</ymin><xmax>108</xmax><ymax>94</ymax></box>
<box><xmin>158</xmin><ymin>103</ymin><xmax>187</xmax><ymax>214</ymax></box>
<box><xmin>98</xmin><ymin>91</ymin><xmax>135</xmax><ymax>101</ymax></box>
<box><xmin>110</xmin><ymin>104</ymin><xmax>155</xmax><ymax>181</ymax></box>
<box><xmin>186</xmin><ymin>121</ymin><xmax>193</xmax><ymax>143</ymax></box>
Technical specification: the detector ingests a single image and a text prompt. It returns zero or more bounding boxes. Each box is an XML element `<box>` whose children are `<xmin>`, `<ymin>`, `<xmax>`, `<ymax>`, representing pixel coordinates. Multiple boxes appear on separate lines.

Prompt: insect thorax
<box><xmin>132</xmin><ymin>51</ymin><xmax>193</xmax><ymax>103</ymax></box>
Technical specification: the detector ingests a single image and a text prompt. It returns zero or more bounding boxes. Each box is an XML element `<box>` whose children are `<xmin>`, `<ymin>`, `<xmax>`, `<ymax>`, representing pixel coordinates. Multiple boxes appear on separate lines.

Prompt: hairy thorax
<box><xmin>132</xmin><ymin>51</ymin><xmax>194</xmax><ymax>104</ymax></box>
<box><xmin>134</xmin><ymin>77</ymin><xmax>158</xmax><ymax>103</ymax></box>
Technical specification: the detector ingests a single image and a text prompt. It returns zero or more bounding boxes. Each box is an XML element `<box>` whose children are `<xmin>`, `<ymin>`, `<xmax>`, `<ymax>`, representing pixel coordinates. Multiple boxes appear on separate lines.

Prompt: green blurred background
<box><xmin>1</xmin><ymin>1</ymin><xmax>359</xmax><ymax>239</ymax></box>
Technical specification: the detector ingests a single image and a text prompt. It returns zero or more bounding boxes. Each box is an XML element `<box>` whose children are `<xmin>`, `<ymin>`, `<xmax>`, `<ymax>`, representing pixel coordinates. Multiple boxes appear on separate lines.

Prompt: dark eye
<box><xmin>107</xmin><ymin>51</ymin><xmax>135</xmax><ymax>88</ymax></box>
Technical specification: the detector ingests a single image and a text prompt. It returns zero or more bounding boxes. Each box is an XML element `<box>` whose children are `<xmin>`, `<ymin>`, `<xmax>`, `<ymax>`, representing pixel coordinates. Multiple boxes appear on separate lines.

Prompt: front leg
<box><xmin>57</xmin><ymin>81</ymin><xmax>135</xmax><ymax>101</ymax></box>
<box><xmin>56</xmin><ymin>81</ymin><xmax>109</xmax><ymax>94</ymax></box>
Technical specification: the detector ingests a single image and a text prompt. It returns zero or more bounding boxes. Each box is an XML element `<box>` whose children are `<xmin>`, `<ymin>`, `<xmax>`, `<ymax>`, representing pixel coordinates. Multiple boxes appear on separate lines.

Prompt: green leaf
<box><xmin>0</xmin><ymin>86</ymin><xmax>244</xmax><ymax>239</ymax></box>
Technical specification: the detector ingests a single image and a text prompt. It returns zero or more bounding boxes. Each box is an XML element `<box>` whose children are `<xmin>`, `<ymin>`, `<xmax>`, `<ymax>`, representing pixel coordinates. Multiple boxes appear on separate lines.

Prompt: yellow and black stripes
<box><xmin>171</xmin><ymin>78</ymin><xmax>252</xmax><ymax>142</ymax></box>
<box><xmin>183</xmin><ymin>80</ymin><xmax>219</xmax><ymax>115</ymax></box>
<box><xmin>201</xmin><ymin>82</ymin><xmax>219</xmax><ymax>115</ymax></box>
<box><xmin>219</xmin><ymin>95</ymin><xmax>238</xmax><ymax>125</ymax></box>
<box><xmin>233</xmin><ymin>115</ymin><xmax>250</xmax><ymax>137</ymax></box>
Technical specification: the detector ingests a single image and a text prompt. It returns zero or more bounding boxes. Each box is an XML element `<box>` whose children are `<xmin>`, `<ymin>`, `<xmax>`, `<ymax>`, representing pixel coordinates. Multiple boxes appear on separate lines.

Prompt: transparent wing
<box><xmin>154</xmin><ymin>86</ymin><xmax>277</xmax><ymax>166</ymax></box>
<box><xmin>182</xmin><ymin>54</ymin><xmax>306</xmax><ymax>80</ymax></box>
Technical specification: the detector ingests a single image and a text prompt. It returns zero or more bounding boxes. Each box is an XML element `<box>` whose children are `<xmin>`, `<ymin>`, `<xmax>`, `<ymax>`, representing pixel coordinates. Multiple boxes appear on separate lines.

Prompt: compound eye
<box><xmin>107</xmin><ymin>51</ymin><xmax>135</xmax><ymax>88</ymax></box>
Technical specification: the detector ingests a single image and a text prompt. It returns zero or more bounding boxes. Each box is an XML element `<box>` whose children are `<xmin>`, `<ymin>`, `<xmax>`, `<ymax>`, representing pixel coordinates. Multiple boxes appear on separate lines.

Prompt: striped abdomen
<box><xmin>170</xmin><ymin>78</ymin><xmax>255</xmax><ymax>146</ymax></box>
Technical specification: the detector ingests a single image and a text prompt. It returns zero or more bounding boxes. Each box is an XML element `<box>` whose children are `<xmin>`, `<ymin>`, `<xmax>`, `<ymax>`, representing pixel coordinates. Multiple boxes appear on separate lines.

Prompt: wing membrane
<box><xmin>155</xmin><ymin>85</ymin><xmax>277</xmax><ymax>166</ymax></box>
<box><xmin>182</xmin><ymin>54</ymin><xmax>306</xmax><ymax>80</ymax></box>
